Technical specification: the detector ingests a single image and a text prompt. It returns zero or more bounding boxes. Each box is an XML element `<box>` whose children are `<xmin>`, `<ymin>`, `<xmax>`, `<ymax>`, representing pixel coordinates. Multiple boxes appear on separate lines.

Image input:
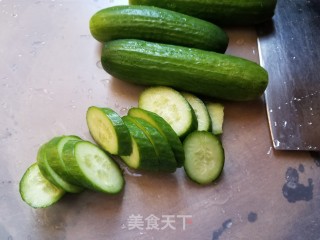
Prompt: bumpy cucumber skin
<box><xmin>128</xmin><ymin>108</ymin><xmax>185</xmax><ymax>167</ymax></box>
<box><xmin>129</xmin><ymin>0</ymin><xmax>277</xmax><ymax>25</ymax></box>
<box><xmin>90</xmin><ymin>5</ymin><xmax>228</xmax><ymax>53</ymax></box>
<box><xmin>101</xmin><ymin>39</ymin><xmax>268</xmax><ymax>101</ymax></box>
<box><xmin>86</xmin><ymin>106</ymin><xmax>132</xmax><ymax>156</ymax></box>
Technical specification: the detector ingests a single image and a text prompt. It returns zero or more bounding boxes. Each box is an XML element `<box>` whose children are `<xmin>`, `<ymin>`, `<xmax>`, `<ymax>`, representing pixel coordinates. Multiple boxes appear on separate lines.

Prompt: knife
<box><xmin>257</xmin><ymin>0</ymin><xmax>320</xmax><ymax>150</ymax></box>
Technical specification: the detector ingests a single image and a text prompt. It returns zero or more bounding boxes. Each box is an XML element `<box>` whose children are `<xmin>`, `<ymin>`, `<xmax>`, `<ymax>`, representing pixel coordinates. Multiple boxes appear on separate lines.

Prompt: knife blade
<box><xmin>257</xmin><ymin>0</ymin><xmax>320</xmax><ymax>150</ymax></box>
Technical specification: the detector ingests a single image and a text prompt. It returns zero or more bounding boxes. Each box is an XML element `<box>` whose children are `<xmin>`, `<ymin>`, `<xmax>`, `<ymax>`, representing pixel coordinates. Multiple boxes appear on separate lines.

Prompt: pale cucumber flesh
<box><xmin>19</xmin><ymin>163</ymin><xmax>65</xmax><ymax>208</ymax></box>
<box><xmin>183</xmin><ymin>131</ymin><xmax>224</xmax><ymax>185</ymax></box>
<box><xmin>64</xmin><ymin>141</ymin><xmax>125</xmax><ymax>194</ymax></box>
<box><xmin>139</xmin><ymin>86</ymin><xmax>196</xmax><ymax>138</ymax></box>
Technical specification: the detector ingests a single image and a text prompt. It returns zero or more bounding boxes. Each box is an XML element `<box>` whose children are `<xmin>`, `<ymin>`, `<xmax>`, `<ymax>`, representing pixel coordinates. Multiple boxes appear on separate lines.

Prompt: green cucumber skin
<box><xmin>121</xmin><ymin>116</ymin><xmax>159</xmax><ymax>171</ymax></box>
<box><xmin>126</xmin><ymin>116</ymin><xmax>177</xmax><ymax>172</ymax></box>
<box><xmin>101</xmin><ymin>39</ymin><xmax>268</xmax><ymax>101</ymax></box>
<box><xmin>90</xmin><ymin>5</ymin><xmax>228</xmax><ymax>53</ymax></box>
<box><xmin>129</xmin><ymin>0</ymin><xmax>277</xmax><ymax>25</ymax></box>
<box><xmin>37</xmin><ymin>144</ymin><xmax>63</xmax><ymax>189</ymax></box>
<box><xmin>46</xmin><ymin>136</ymin><xmax>84</xmax><ymax>191</ymax></box>
<box><xmin>60</xmin><ymin>140</ymin><xmax>86</xmax><ymax>186</ymax></box>
<box><xmin>37</xmin><ymin>142</ymin><xmax>84</xmax><ymax>193</ymax></box>
<box><xmin>128</xmin><ymin>108</ymin><xmax>185</xmax><ymax>167</ymax></box>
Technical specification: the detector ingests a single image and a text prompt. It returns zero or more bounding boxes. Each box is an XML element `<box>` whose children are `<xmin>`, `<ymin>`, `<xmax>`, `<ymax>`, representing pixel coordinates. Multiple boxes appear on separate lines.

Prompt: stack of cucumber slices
<box><xmin>19</xmin><ymin>136</ymin><xmax>125</xmax><ymax>208</ymax></box>
<box><xmin>19</xmin><ymin>86</ymin><xmax>225</xmax><ymax>208</ymax></box>
<box><xmin>85</xmin><ymin>86</ymin><xmax>225</xmax><ymax>184</ymax></box>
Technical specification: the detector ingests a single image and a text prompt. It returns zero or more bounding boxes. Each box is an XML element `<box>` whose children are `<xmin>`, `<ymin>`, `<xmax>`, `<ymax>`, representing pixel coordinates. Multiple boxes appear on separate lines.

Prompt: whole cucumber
<box><xmin>129</xmin><ymin>0</ymin><xmax>277</xmax><ymax>25</ymax></box>
<box><xmin>101</xmin><ymin>39</ymin><xmax>268</xmax><ymax>101</ymax></box>
<box><xmin>90</xmin><ymin>5</ymin><xmax>228</xmax><ymax>52</ymax></box>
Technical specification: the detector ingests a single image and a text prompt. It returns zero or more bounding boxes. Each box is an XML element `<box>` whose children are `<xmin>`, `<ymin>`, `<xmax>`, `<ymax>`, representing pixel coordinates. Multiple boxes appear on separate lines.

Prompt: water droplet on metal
<box><xmin>274</xmin><ymin>140</ymin><xmax>280</xmax><ymax>147</ymax></box>
<box><xmin>283</xmin><ymin>121</ymin><xmax>287</xmax><ymax>127</ymax></box>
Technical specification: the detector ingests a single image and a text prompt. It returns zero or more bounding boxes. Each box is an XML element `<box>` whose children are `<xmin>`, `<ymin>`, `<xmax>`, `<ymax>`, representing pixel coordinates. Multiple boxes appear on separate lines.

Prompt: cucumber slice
<box><xmin>37</xmin><ymin>144</ymin><xmax>62</xmax><ymax>187</ymax></box>
<box><xmin>19</xmin><ymin>163</ymin><xmax>65</xmax><ymax>208</ymax></box>
<box><xmin>138</xmin><ymin>86</ymin><xmax>197</xmax><ymax>138</ymax></box>
<box><xmin>183</xmin><ymin>131</ymin><xmax>224</xmax><ymax>185</ymax></box>
<box><xmin>128</xmin><ymin>107</ymin><xmax>185</xmax><ymax>167</ymax></box>
<box><xmin>86</xmin><ymin>106</ymin><xmax>132</xmax><ymax>155</ymax></box>
<box><xmin>182</xmin><ymin>92</ymin><xmax>211</xmax><ymax>131</ymax></box>
<box><xmin>126</xmin><ymin>116</ymin><xmax>177</xmax><ymax>172</ymax></box>
<box><xmin>37</xmin><ymin>142</ymin><xmax>83</xmax><ymax>193</ymax></box>
<box><xmin>46</xmin><ymin>135</ymin><xmax>84</xmax><ymax>188</ymax></box>
<box><xmin>62</xmin><ymin>140</ymin><xmax>125</xmax><ymax>194</ymax></box>
<box><xmin>120</xmin><ymin>116</ymin><xmax>159</xmax><ymax>171</ymax></box>
<box><xmin>206</xmin><ymin>103</ymin><xmax>224</xmax><ymax>135</ymax></box>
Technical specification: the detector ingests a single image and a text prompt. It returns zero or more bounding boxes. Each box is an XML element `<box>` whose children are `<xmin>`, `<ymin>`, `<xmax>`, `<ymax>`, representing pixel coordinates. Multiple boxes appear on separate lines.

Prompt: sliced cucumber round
<box><xmin>128</xmin><ymin>107</ymin><xmax>185</xmax><ymax>167</ymax></box>
<box><xmin>86</xmin><ymin>106</ymin><xmax>132</xmax><ymax>155</ymax></box>
<box><xmin>46</xmin><ymin>135</ymin><xmax>84</xmax><ymax>189</ymax></box>
<box><xmin>138</xmin><ymin>86</ymin><xmax>197</xmax><ymax>138</ymax></box>
<box><xmin>127</xmin><ymin>116</ymin><xmax>177</xmax><ymax>172</ymax></box>
<box><xmin>19</xmin><ymin>163</ymin><xmax>65</xmax><ymax>208</ymax></box>
<box><xmin>37</xmin><ymin>144</ymin><xmax>61</xmax><ymax>187</ymax></box>
<box><xmin>182</xmin><ymin>92</ymin><xmax>211</xmax><ymax>131</ymax></box>
<box><xmin>62</xmin><ymin>140</ymin><xmax>125</xmax><ymax>194</ymax></box>
<box><xmin>120</xmin><ymin>116</ymin><xmax>159</xmax><ymax>171</ymax></box>
<box><xmin>183</xmin><ymin>131</ymin><xmax>224</xmax><ymax>185</ymax></box>
<box><xmin>37</xmin><ymin>142</ymin><xmax>83</xmax><ymax>193</ymax></box>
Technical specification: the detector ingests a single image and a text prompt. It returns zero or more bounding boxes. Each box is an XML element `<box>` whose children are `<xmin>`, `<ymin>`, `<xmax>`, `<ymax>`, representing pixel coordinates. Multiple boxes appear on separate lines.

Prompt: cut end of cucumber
<box><xmin>182</xmin><ymin>92</ymin><xmax>211</xmax><ymax>132</ymax></box>
<box><xmin>86</xmin><ymin>106</ymin><xmax>132</xmax><ymax>156</ymax></box>
<box><xmin>120</xmin><ymin>137</ymin><xmax>140</xmax><ymax>169</ymax></box>
<box><xmin>138</xmin><ymin>86</ymin><xmax>196</xmax><ymax>138</ymax></box>
<box><xmin>206</xmin><ymin>103</ymin><xmax>224</xmax><ymax>135</ymax></box>
<box><xmin>183</xmin><ymin>131</ymin><xmax>224</xmax><ymax>185</ymax></box>
<box><xmin>19</xmin><ymin>163</ymin><xmax>65</xmax><ymax>208</ymax></box>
